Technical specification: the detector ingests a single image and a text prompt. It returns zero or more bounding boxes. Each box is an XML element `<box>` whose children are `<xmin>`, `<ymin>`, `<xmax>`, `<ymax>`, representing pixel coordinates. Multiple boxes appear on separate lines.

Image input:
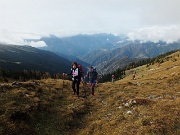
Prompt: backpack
<box><xmin>92</xmin><ymin>66</ymin><xmax>96</xmax><ymax>72</ymax></box>
<box><xmin>78</xmin><ymin>64</ymin><xmax>84</xmax><ymax>75</ymax></box>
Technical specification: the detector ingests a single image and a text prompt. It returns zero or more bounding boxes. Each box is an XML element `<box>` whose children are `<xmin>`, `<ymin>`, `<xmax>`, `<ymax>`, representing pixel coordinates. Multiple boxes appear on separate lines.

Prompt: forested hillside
<box><xmin>0</xmin><ymin>44</ymin><xmax>71</xmax><ymax>74</ymax></box>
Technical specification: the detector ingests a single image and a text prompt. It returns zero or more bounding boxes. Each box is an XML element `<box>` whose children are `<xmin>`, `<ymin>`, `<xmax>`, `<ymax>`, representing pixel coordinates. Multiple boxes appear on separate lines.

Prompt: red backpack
<box><xmin>78</xmin><ymin>64</ymin><xmax>84</xmax><ymax>74</ymax></box>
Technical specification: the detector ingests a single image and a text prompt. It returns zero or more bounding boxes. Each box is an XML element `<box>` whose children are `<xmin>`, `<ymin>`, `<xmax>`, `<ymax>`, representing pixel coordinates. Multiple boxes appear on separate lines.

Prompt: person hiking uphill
<box><xmin>63</xmin><ymin>62</ymin><xmax>81</xmax><ymax>96</ymax></box>
<box><xmin>112</xmin><ymin>74</ymin><xmax>115</xmax><ymax>83</ymax></box>
<box><xmin>84</xmin><ymin>66</ymin><xmax>98</xmax><ymax>96</ymax></box>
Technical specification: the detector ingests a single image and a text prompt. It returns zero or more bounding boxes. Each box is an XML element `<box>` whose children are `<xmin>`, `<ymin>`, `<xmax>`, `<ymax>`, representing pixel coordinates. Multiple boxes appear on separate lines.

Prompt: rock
<box><xmin>126</xmin><ymin>111</ymin><xmax>133</xmax><ymax>115</ymax></box>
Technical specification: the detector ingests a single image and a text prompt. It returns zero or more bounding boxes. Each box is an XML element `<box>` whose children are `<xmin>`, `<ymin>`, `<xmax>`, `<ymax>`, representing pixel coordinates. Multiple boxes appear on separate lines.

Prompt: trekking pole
<box><xmin>83</xmin><ymin>81</ymin><xmax>87</xmax><ymax>98</ymax></box>
<box><xmin>96</xmin><ymin>84</ymin><xmax>99</xmax><ymax>92</ymax></box>
<box><xmin>96</xmin><ymin>80</ymin><xmax>99</xmax><ymax>92</ymax></box>
<box><xmin>62</xmin><ymin>73</ymin><xmax>65</xmax><ymax>94</ymax></box>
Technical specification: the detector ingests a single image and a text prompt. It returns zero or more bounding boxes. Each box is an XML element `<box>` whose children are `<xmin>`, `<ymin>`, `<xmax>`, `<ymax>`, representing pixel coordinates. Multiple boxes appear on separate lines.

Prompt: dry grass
<box><xmin>0</xmin><ymin>51</ymin><xmax>180</xmax><ymax>135</ymax></box>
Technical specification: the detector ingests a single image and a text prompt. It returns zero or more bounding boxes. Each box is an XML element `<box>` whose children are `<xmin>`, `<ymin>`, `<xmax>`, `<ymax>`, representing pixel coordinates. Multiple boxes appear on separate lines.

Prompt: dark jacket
<box><xmin>86</xmin><ymin>70</ymin><xmax>98</xmax><ymax>81</ymax></box>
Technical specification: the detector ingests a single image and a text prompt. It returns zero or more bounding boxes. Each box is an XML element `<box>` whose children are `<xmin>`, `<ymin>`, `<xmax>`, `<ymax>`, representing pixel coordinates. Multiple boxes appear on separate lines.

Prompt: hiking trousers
<box><xmin>72</xmin><ymin>81</ymin><xmax>80</xmax><ymax>95</ymax></box>
<box><xmin>89</xmin><ymin>79</ymin><xmax>96</xmax><ymax>95</ymax></box>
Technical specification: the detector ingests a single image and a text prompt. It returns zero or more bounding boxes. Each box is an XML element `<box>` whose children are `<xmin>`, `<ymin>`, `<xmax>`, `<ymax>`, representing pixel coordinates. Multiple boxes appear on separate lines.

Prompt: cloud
<box><xmin>0</xmin><ymin>29</ymin><xmax>47</xmax><ymax>47</ymax></box>
<box><xmin>127</xmin><ymin>25</ymin><xmax>180</xmax><ymax>43</ymax></box>
<box><xmin>138</xmin><ymin>0</ymin><xmax>180</xmax><ymax>26</ymax></box>
<box><xmin>1</xmin><ymin>0</ymin><xmax>180</xmax><ymax>38</ymax></box>
<box><xmin>24</xmin><ymin>41</ymin><xmax>47</xmax><ymax>48</ymax></box>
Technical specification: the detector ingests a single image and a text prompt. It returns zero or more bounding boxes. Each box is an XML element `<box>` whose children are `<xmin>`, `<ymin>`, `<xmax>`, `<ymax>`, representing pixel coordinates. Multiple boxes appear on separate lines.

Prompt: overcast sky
<box><xmin>0</xmin><ymin>0</ymin><xmax>180</xmax><ymax>46</ymax></box>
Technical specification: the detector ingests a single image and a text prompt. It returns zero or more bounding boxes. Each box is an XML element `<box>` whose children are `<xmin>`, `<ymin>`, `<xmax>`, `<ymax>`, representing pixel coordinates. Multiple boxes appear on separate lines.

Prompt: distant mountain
<box><xmin>83</xmin><ymin>41</ymin><xmax>180</xmax><ymax>73</ymax></box>
<box><xmin>34</xmin><ymin>33</ymin><xmax>126</xmax><ymax>57</ymax></box>
<box><xmin>26</xmin><ymin>33</ymin><xmax>180</xmax><ymax>74</ymax></box>
<box><xmin>0</xmin><ymin>44</ymin><xmax>71</xmax><ymax>74</ymax></box>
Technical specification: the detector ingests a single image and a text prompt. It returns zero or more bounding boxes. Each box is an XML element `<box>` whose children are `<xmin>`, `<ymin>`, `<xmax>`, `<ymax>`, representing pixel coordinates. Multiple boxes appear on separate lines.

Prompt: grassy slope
<box><xmin>78</xmin><ymin>51</ymin><xmax>180</xmax><ymax>135</ymax></box>
<box><xmin>0</xmin><ymin>51</ymin><xmax>179</xmax><ymax>135</ymax></box>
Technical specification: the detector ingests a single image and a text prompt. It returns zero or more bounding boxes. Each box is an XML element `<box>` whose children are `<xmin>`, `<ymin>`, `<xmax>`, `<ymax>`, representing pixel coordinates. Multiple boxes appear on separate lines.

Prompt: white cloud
<box><xmin>0</xmin><ymin>29</ymin><xmax>47</xmax><ymax>47</ymax></box>
<box><xmin>0</xmin><ymin>0</ymin><xmax>180</xmax><ymax>45</ymax></box>
<box><xmin>24</xmin><ymin>41</ymin><xmax>47</xmax><ymax>47</ymax></box>
<box><xmin>127</xmin><ymin>25</ymin><xmax>180</xmax><ymax>43</ymax></box>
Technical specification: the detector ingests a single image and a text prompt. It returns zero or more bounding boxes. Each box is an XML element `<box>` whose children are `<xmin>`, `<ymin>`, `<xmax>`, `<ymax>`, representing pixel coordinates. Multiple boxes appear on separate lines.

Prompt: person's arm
<box><xmin>84</xmin><ymin>71</ymin><xmax>89</xmax><ymax>79</ymax></box>
<box><xmin>63</xmin><ymin>69</ymin><xmax>72</xmax><ymax>76</ymax></box>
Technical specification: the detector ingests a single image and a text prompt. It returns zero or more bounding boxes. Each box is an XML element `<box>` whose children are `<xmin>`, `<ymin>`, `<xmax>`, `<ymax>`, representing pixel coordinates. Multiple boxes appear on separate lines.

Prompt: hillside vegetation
<box><xmin>0</xmin><ymin>51</ymin><xmax>179</xmax><ymax>135</ymax></box>
<box><xmin>0</xmin><ymin>44</ymin><xmax>71</xmax><ymax>74</ymax></box>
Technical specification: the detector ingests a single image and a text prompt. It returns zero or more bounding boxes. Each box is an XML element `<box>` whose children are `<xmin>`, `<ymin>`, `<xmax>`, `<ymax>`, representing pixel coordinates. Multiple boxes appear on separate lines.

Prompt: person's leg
<box><xmin>72</xmin><ymin>81</ymin><xmax>76</xmax><ymax>94</ymax></box>
<box><xmin>90</xmin><ymin>80</ymin><xmax>96</xmax><ymax>95</ymax></box>
<box><xmin>93</xmin><ymin>80</ymin><xmax>97</xmax><ymax>95</ymax></box>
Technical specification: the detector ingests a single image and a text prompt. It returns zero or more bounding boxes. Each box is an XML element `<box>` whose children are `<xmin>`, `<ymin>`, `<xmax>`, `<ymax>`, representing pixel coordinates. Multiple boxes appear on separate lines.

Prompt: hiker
<box><xmin>112</xmin><ymin>74</ymin><xmax>115</xmax><ymax>82</ymax></box>
<box><xmin>133</xmin><ymin>73</ymin><xmax>136</xmax><ymax>80</ymax></box>
<box><xmin>63</xmin><ymin>62</ymin><xmax>81</xmax><ymax>96</ymax></box>
<box><xmin>84</xmin><ymin>66</ymin><xmax>98</xmax><ymax>95</ymax></box>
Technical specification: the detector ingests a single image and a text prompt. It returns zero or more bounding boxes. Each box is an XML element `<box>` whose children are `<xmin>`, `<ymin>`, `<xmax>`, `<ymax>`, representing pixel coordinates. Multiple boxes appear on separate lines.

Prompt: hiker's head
<box><xmin>89</xmin><ymin>66</ymin><xmax>93</xmax><ymax>72</ymax></box>
<box><xmin>72</xmin><ymin>62</ymin><xmax>77</xmax><ymax>68</ymax></box>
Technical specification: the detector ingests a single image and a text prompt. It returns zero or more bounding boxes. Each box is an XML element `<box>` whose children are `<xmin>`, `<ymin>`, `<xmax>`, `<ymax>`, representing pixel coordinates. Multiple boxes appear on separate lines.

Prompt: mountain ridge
<box><xmin>84</xmin><ymin>41</ymin><xmax>180</xmax><ymax>73</ymax></box>
<box><xmin>36</xmin><ymin>33</ymin><xmax>180</xmax><ymax>59</ymax></box>
<box><xmin>25</xmin><ymin>33</ymin><xmax>180</xmax><ymax>74</ymax></box>
<box><xmin>0</xmin><ymin>44</ymin><xmax>71</xmax><ymax>74</ymax></box>
<box><xmin>36</xmin><ymin>33</ymin><xmax>125</xmax><ymax>57</ymax></box>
